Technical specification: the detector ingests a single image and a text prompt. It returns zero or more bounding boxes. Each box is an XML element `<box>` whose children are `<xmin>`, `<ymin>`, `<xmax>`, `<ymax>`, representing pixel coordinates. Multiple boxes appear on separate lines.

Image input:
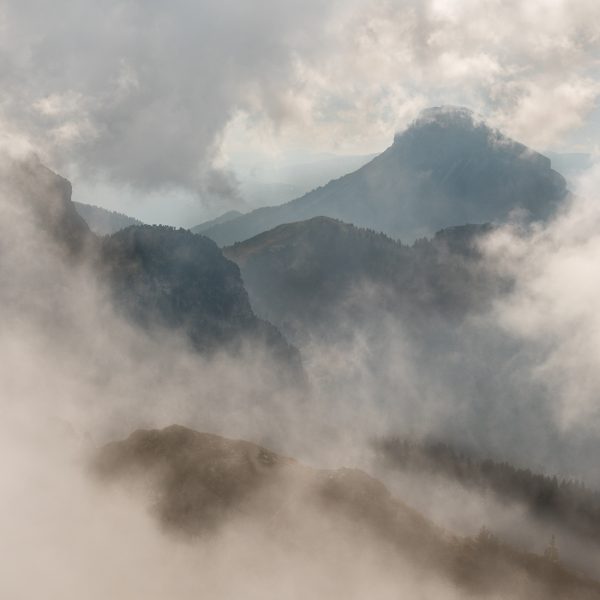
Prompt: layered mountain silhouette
<box><xmin>224</xmin><ymin>216</ymin><xmax>500</xmax><ymax>342</ymax></box>
<box><xmin>201</xmin><ymin>106</ymin><xmax>567</xmax><ymax>246</ymax></box>
<box><xmin>74</xmin><ymin>201</ymin><xmax>143</xmax><ymax>235</ymax></box>
<box><xmin>5</xmin><ymin>157</ymin><xmax>300</xmax><ymax>374</ymax></box>
<box><xmin>94</xmin><ymin>425</ymin><xmax>600</xmax><ymax>599</ymax></box>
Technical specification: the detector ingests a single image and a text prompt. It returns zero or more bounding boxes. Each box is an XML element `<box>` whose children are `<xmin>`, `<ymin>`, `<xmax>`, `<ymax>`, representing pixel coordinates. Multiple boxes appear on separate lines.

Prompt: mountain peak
<box><xmin>394</xmin><ymin>104</ymin><xmax>552</xmax><ymax>171</ymax></box>
<box><xmin>416</xmin><ymin>105</ymin><xmax>476</xmax><ymax>124</ymax></box>
<box><xmin>396</xmin><ymin>106</ymin><xmax>487</xmax><ymax>144</ymax></box>
<box><xmin>200</xmin><ymin>106</ymin><xmax>568</xmax><ymax>246</ymax></box>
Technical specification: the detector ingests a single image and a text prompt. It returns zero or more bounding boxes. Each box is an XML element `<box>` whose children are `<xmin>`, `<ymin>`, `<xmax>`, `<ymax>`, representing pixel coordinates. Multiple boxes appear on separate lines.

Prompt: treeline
<box><xmin>375</xmin><ymin>437</ymin><xmax>600</xmax><ymax>546</ymax></box>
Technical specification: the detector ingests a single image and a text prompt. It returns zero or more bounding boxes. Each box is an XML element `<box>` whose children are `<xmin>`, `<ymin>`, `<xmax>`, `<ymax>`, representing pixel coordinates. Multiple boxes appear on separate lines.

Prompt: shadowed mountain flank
<box><xmin>224</xmin><ymin>216</ymin><xmax>500</xmax><ymax>342</ymax></box>
<box><xmin>100</xmin><ymin>225</ymin><xmax>302</xmax><ymax>374</ymax></box>
<box><xmin>0</xmin><ymin>156</ymin><xmax>94</xmax><ymax>255</ymax></box>
<box><xmin>202</xmin><ymin>107</ymin><xmax>567</xmax><ymax>246</ymax></box>
<box><xmin>2</xmin><ymin>159</ymin><xmax>302</xmax><ymax>377</ymax></box>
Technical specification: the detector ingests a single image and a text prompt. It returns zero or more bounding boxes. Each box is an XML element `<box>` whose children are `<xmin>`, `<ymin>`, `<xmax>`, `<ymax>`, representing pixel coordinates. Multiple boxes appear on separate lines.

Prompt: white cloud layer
<box><xmin>483</xmin><ymin>161</ymin><xmax>600</xmax><ymax>431</ymax></box>
<box><xmin>0</xmin><ymin>0</ymin><xmax>599</xmax><ymax>211</ymax></box>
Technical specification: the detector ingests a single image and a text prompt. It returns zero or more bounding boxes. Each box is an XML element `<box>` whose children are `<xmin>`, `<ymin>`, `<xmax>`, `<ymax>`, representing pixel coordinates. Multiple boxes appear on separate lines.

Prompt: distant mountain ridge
<box><xmin>224</xmin><ymin>216</ymin><xmax>500</xmax><ymax>342</ymax></box>
<box><xmin>191</xmin><ymin>209</ymin><xmax>243</xmax><ymax>234</ymax></box>
<box><xmin>74</xmin><ymin>201</ymin><xmax>143</xmax><ymax>235</ymax></box>
<box><xmin>203</xmin><ymin>106</ymin><xmax>567</xmax><ymax>246</ymax></box>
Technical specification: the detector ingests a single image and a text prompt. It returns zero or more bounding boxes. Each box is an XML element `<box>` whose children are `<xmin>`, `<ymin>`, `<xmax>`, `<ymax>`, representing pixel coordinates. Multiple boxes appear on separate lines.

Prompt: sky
<box><xmin>1</xmin><ymin>0</ymin><xmax>600</xmax><ymax>225</ymax></box>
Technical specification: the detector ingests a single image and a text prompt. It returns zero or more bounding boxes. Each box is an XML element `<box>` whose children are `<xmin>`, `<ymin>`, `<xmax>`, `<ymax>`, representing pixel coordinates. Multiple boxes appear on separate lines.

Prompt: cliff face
<box><xmin>100</xmin><ymin>225</ymin><xmax>303</xmax><ymax>377</ymax></box>
<box><xmin>101</xmin><ymin>226</ymin><xmax>258</xmax><ymax>348</ymax></box>
<box><xmin>0</xmin><ymin>157</ymin><xmax>93</xmax><ymax>256</ymax></box>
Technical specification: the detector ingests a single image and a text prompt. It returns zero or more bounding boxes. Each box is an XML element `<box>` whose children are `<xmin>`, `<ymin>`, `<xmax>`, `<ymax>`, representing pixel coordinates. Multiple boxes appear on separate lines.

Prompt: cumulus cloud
<box><xmin>0</xmin><ymin>0</ymin><xmax>599</xmax><ymax>216</ymax></box>
<box><xmin>227</xmin><ymin>0</ymin><xmax>600</xmax><ymax>160</ymax></box>
<box><xmin>0</xmin><ymin>1</ymin><xmax>341</xmax><ymax>195</ymax></box>
<box><xmin>482</xmin><ymin>161</ymin><xmax>600</xmax><ymax>432</ymax></box>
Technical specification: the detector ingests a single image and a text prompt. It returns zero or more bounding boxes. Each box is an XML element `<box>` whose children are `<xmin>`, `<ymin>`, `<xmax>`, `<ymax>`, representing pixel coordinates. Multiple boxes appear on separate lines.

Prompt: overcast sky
<box><xmin>1</xmin><ymin>0</ymin><xmax>599</xmax><ymax>225</ymax></box>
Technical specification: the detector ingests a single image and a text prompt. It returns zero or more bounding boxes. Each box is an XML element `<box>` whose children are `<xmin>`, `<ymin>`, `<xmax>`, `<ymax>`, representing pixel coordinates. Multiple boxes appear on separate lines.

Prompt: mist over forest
<box><xmin>3</xmin><ymin>1</ymin><xmax>600</xmax><ymax>599</ymax></box>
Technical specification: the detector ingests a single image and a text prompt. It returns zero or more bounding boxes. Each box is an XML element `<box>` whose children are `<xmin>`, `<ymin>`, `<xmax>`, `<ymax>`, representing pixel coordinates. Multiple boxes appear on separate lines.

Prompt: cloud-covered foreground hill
<box><xmin>93</xmin><ymin>425</ymin><xmax>600</xmax><ymax>600</ymax></box>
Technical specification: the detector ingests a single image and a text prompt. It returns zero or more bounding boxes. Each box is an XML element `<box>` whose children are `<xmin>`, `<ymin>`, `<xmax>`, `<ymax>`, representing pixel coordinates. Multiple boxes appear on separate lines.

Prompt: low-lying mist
<box><xmin>3</xmin><ymin>152</ymin><xmax>600</xmax><ymax>596</ymax></box>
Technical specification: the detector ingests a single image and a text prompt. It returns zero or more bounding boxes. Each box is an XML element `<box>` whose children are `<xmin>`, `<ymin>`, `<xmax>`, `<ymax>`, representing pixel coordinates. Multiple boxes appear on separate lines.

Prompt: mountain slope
<box><xmin>74</xmin><ymin>201</ymin><xmax>143</xmax><ymax>235</ymax></box>
<box><xmin>191</xmin><ymin>210</ymin><xmax>243</xmax><ymax>234</ymax></box>
<box><xmin>376</xmin><ymin>436</ymin><xmax>600</xmax><ymax>554</ymax></box>
<box><xmin>224</xmin><ymin>216</ymin><xmax>499</xmax><ymax>341</ymax></box>
<box><xmin>94</xmin><ymin>425</ymin><xmax>600</xmax><ymax>599</ymax></box>
<box><xmin>204</xmin><ymin>106</ymin><xmax>567</xmax><ymax>246</ymax></box>
<box><xmin>2</xmin><ymin>159</ymin><xmax>301</xmax><ymax>376</ymax></box>
<box><xmin>100</xmin><ymin>225</ymin><xmax>301</xmax><ymax>372</ymax></box>
<box><xmin>1</xmin><ymin>156</ymin><xmax>94</xmax><ymax>255</ymax></box>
